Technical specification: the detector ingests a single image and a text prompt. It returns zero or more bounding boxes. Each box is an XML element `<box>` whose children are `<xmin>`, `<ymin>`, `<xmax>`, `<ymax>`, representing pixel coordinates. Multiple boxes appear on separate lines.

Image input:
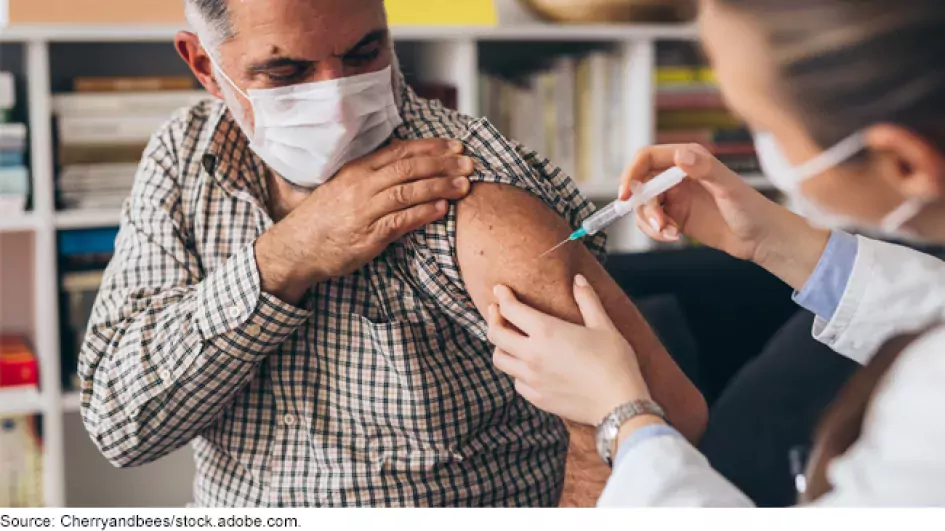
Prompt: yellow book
<box><xmin>385</xmin><ymin>0</ymin><xmax>497</xmax><ymax>26</ymax></box>
<box><xmin>655</xmin><ymin>67</ymin><xmax>717</xmax><ymax>86</ymax></box>
<box><xmin>575</xmin><ymin>56</ymin><xmax>593</xmax><ymax>183</ymax></box>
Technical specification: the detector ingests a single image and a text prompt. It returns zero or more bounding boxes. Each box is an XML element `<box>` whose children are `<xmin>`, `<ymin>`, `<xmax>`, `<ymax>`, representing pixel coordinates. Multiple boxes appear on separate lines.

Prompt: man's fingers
<box><xmin>572</xmin><ymin>275</ymin><xmax>618</xmax><ymax>331</ymax></box>
<box><xmin>370</xmin><ymin>175</ymin><xmax>470</xmax><ymax>218</ymax></box>
<box><xmin>365</xmin><ymin>138</ymin><xmax>464</xmax><ymax>170</ymax></box>
<box><xmin>492</xmin><ymin>284</ymin><xmax>555</xmax><ymax>337</ymax></box>
<box><xmin>374</xmin><ymin>155</ymin><xmax>475</xmax><ymax>192</ymax></box>
<box><xmin>373</xmin><ymin>200</ymin><xmax>449</xmax><ymax>242</ymax></box>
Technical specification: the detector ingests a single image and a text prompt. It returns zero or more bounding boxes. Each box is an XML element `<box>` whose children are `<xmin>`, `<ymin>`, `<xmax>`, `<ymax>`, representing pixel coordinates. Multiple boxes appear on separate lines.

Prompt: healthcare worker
<box><xmin>486</xmin><ymin>0</ymin><xmax>945</xmax><ymax>506</ymax></box>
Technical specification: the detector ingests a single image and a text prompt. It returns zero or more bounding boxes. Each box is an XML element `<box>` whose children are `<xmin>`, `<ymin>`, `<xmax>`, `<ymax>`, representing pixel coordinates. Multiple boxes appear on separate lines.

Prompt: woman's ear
<box><xmin>865</xmin><ymin>124</ymin><xmax>945</xmax><ymax>200</ymax></box>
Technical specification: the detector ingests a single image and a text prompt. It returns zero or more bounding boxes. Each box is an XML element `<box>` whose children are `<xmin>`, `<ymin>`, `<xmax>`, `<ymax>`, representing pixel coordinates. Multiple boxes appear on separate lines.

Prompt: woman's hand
<box><xmin>487</xmin><ymin>275</ymin><xmax>651</xmax><ymax>426</ymax></box>
<box><xmin>621</xmin><ymin>144</ymin><xmax>830</xmax><ymax>291</ymax></box>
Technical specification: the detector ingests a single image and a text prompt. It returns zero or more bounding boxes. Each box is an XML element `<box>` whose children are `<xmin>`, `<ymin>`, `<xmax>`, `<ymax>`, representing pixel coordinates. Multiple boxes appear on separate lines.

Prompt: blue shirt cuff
<box><xmin>612</xmin><ymin>424</ymin><xmax>683</xmax><ymax>468</ymax></box>
<box><xmin>792</xmin><ymin>230</ymin><xmax>858</xmax><ymax>320</ymax></box>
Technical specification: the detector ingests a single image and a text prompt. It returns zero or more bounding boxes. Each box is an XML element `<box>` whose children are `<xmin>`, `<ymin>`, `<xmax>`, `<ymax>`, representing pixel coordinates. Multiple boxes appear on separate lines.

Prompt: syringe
<box><xmin>540</xmin><ymin>166</ymin><xmax>688</xmax><ymax>258</ymax></box>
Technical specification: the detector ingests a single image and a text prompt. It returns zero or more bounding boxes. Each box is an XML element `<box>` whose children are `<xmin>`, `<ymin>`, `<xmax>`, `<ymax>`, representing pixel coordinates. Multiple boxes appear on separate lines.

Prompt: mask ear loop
<box><xmin>793</xmin><ymin>132</ymin><xmax>867</xmax><ymax>182</ymax></box>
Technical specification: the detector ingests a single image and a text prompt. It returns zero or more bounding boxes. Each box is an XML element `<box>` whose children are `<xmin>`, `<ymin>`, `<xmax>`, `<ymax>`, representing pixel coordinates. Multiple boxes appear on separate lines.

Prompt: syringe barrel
<box><xmin>580</xmin><ymin>167</ymin><xmax>687</xmax><ymax>236</ymax></box>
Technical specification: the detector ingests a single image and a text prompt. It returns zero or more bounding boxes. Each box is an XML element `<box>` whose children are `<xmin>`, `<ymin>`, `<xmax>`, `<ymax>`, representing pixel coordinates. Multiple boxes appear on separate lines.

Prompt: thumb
<box><xmin>573</xmin><ymin>275</ymin><xmax>617</xmax><ymax>331</ymax></box>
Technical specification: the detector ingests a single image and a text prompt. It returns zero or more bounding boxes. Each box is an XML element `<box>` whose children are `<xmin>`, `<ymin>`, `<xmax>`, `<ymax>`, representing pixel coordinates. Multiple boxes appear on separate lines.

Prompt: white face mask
<box><xmin>210</xmin><ymin>57</ymin><xmax>403</xmax><ymax>188</ymax></box>
<box><xmin>753</xmin><ymin>131</ymin><xmax>928</xmax><ymax>235</ymax></box>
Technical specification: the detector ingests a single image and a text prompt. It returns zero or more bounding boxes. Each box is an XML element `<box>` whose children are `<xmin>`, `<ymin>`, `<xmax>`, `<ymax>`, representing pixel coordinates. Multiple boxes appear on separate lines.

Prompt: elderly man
<box><xmin>79</xmin><ymin>0</ymin><xmax>706</xmax><ymax>507</ymax></box>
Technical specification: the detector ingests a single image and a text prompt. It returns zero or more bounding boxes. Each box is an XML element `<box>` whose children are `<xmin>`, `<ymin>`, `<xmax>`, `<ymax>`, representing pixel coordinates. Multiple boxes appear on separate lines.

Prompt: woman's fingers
<box><xmin>486</xmin><ymin>304</ymin><xmax>529</xmax><ymax>353</ymax></box>
<box><xmin>572</xmin><ymin>275</ymin><xmax>618</xmax><ymax>332</ymax></box>
<box><xmin>492</xmin><ymin>348</ymin><xmax>530</xmax><ymax>381</ymax></box>
<box><xmin>492</xmin><ymin>285</ymin><xmax>554</xmax><ymax>335</ymax></box>
<box><xmin>635</xmin><ymin>203</ymin><xmax>680</xmax><ymax>242</ymax></box>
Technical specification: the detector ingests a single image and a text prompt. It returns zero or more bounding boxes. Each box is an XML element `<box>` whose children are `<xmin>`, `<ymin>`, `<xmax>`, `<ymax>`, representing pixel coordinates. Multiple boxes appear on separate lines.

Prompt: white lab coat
<box><xmin>598</xmin><ymin>236</ymin><xmax>945</xmax><ymax>507</ymax></box>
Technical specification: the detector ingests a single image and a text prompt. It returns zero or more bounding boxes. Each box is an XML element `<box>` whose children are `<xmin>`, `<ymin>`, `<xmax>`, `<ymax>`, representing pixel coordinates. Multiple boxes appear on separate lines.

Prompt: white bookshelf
<box><xmin>0</xmin><ymin>14</ymin><xmax>765</xmax><ymax>508</ymax></box>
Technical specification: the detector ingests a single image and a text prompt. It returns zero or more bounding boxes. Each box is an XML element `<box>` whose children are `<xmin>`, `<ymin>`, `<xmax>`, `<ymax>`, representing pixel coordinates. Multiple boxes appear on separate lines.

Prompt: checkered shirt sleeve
<box><xmin>77</xmin><ymin>128</ymin><xmax>311</xmax><ymax>467</ymax></box>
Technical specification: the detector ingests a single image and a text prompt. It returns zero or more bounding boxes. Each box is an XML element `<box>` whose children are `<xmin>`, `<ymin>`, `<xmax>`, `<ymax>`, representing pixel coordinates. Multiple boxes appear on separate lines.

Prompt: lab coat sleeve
<box><xmin>597</xmin><ymin>430</ymin><xmax>755</xmax><ymax>507</ymax></box>
<box><xmin>812</xmin><ymin>236</ymin><xmax>945</xmax><ymax>365</ymax></box>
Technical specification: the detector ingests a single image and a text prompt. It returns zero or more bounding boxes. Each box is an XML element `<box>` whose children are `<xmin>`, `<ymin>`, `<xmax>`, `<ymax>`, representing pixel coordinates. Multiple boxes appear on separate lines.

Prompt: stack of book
<box><xmin>54</xmin><ymin>76</ymin><xmax>207</xmax><ymax>211</ymax></box>
<box><xmin>0</xmin><ymin>336</ymin><xmax>43</xmax><ymax>507</ymax></box>
<box><xmin>0</xmin><ymin>71</ymin><xmax>30</xmax><ymax>214</ymax></box>
<box><xmin>655</xmin><ymin>43</ymin><xmax>762</xmax><ymax>178</ymax></box>
<box><xmin>479</xmin><ymin>51</ymin><xmax>625</xmax><ymax>190</ymax></box>
<box><xmin>58</xmin><ymin>228</ymin><xmax>118</xmax><ymax>390</ymax></box>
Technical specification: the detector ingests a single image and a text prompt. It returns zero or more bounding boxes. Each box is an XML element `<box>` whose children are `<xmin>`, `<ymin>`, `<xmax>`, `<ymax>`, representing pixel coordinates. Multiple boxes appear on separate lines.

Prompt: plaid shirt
<box><xmin>78</xmin><ymin>81</ymin><xmax>606</xmax><ymax>507</ymax></box>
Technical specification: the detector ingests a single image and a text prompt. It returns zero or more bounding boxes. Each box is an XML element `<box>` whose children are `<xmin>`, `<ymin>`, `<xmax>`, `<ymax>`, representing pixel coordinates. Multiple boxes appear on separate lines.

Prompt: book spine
<box><xmin>0</xmin><ymin>72</ymin><xmax>15</xmax><ymax>111</ymax></box>
<box><xmin>554</xmin><ymin>57</ymin><xmax>577</xmax><ymax>179</ymax></box>
<box><xmin>575</xmin><ymin>56</ymin><xmax>592</xmax><ymax>183</ymax></box>
<box><xmin>52</xmin><ymin>90</ymin><xmax>209</xmax><ymax>117</ymax></box>
<box><xmin>58</xmin><ymin>144</ymin><xmax>147</xmax><ymax>165</ymax></box>
<box><xmin>74</xmin><ymin>76</ymin><xmax>196</xmax><ymax>93</ymax></box>
<box><xmin>588</xmin><ymin>52</ymin><xmax>610</xmax><ymax>187</ymax></box>
<box><xmin>58</xmin><ymin>116</ymin><xmax>167</xmax><ymax>145</ymax></box>
<box><xmin>656</xmin><ymin>91</ymin><xmax>726</xmax><ymax>110</ymax></box>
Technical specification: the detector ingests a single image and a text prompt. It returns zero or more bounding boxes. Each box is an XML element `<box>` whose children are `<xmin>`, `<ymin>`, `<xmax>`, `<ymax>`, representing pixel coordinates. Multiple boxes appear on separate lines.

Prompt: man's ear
<box><xmin>865</xmin><ymin>124</ymin><xmax>945</xmax><ymax>200</ymax></box>
<box><xmin>175</xmin><ymin>31</ymin><xmax>224</xmax><ymax>100</ymax></box>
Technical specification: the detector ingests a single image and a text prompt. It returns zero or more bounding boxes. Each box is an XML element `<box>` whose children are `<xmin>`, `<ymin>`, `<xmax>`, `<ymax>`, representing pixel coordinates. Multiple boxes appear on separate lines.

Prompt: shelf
<box><xmin>55</xmin><ymin>210</ymin><xmax>121</xmax><ymax>229</ymax></box>
<box><xmin>0</xmin><ymin>212</ymin><xmax>39</xmax><ymax>233</ymax></box>
<box><xmin>0</xmin><ymin>387</ymin><xmax>44</xmax><ymax>416</ymax></box>
<box><xmin>0</xmin><ymin>23</ymin><xmax>699</xmax><ymax>43</ymax></box>
<box><xmin>62</xmin><ymin>391</ymin><xmax>81</xmax><ymax>413</ymax></box>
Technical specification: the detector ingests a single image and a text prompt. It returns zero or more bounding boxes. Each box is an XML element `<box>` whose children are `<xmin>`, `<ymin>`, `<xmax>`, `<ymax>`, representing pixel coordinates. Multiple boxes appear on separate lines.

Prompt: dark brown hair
<box><xmin>718</xmin><ymin>0</ymin><xmax>945</xmax><ymax>151</ymax></box>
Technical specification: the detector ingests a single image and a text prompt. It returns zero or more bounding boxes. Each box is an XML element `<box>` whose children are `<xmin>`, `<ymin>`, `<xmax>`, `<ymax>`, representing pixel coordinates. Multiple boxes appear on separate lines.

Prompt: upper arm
<box><xmin>456</xmin><ymin>182</ymin><xmax>707</xmax><ymax>442</ymax></box>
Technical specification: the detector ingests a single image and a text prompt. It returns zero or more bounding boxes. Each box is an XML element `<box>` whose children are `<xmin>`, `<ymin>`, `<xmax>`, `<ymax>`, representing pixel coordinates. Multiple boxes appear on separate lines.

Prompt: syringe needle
<box><xmin>538</xmin><ymin>238</ymin><xmax>570</xmax><ymax>259</ymax></box>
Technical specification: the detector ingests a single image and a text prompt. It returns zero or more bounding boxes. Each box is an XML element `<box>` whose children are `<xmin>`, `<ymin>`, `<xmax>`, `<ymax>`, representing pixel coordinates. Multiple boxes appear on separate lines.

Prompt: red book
<box><xmin>0</xmin><ymin>336</ymin><xmax>39</xmax><ymax>387</ymax></box>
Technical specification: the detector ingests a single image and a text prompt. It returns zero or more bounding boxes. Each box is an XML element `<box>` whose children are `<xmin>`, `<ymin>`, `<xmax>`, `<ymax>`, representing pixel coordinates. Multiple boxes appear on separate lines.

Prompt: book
<box><xmin>412</xmin><ymin>83</ymin><xmax>458</xmax><ymax>111</ymax></box>
<box><xmin>73</xmin><ymin>76</ymin><xmax>196</xmax><ymax>93</ymax></box>
<box><xmin>718</xmin><ymin>154</ymin><xmax>762</xmax><ymax>174</ymax></box>
<box><xmin>0</xmin><ymin>151</ymin><xmax>25</xmax><ymax>168</ymax></box>
<box><xmin>61</xmin><ymin>269</ymin><xmax>105</xmax><ymax>383</ymax></box>
<box><xmin>53</xmin><ymin>90</ymin><xmax>209</xmax><ymax>117</ymax></box>
<box><xmin>0</xmin><ymin>167</ymin><xmax>30</xmax><ymax>197</ymax></box>
<box><xmin>59</xmin><ymin>163</ymin><xmax>139</xmax><ymax>184</ymax></box>
<box><xmin>57</xmin><ymin>115</ymin><xmax>168</xmax><ymax>145</ymax></box>
<box><xmin>655</xmin><ymin>66</ymin><xmax>716</xmax><ymax>86</ymax></box>
<box><xmin>0</xmin><ymin>72</ymin><xmax>14</xmax><ymax>112</ymax></box>
<box><xmin>58</xmin><ymin>228</ymin><xmax>120</xmax><ymax>257</ymax></box>
<box><xmin>0</xmin><ymin>123</ymin><xmax>27</xmax><ymax>151</ymax></box>
<box><xmin>0</xmin><ymin>415</ymin><xmax>44</xmax><ymax>508</ymax></box>
<box><xmin>656</xmin><ymin>90</ymin><xmax>727</xmax><ymax>110</ymax></box>
<box><xmin>58</xmin><ymin>144</ymin><xmax>147</xmax><ymax>165</ymax></box>
<box><xmin>0</xmin><ymin>336</ymin><xmax>38</xmax><ymax>388</ymax></box>
<box><xmin>657</xmin><ymin>109</ymin><xmax>744</xmax><ymax>130</ymax></box>
<box><xmin>656</xmin><ymin>128</ymin><xmax>753</xmax><ymax>145</ymax></box>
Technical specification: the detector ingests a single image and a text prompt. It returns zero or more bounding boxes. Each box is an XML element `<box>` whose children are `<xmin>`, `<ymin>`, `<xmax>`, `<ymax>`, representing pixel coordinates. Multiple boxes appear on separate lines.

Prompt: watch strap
<box><xmin>595</xmin><ymin>399</ymin><xmax>668</xmax><ymax>466</ymax></box>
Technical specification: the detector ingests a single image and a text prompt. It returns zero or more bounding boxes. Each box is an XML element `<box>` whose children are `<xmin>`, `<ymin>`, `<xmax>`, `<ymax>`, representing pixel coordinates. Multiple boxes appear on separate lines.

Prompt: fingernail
<box><xmin>663</xmin><ymin>225</ymin><xmax>680</xmax><ymax>239</ymax></box>
<box><xmin>618</xmin><ymin>184</ymin><xmax>628</xmax><ymax>199</ymax></box>
<box><xmin>454</xmin><ymin>177</ymin><xmax>469</xmax><ymax>190</ymax></box>
<box><xmin>460</xmin><ymin>157</ymin><xmax>474</xmax><ymax>172</ymax></box>
<box><xmin>649</xmin><ymin>217</ymin><xmax>661</xmax><ymax>233</ymax></box>
<box><xmin>676</xmin><ymin>147</ymin><xmax>697</xmax><ymax>166</ymax></box>
<box><xmin>450</xmin><ymin>140</ymin><xmax>464</xmax><ymax>152</ymax></box>
<box><xmin>493</xmin><ymin>285</ymin><xmax>502</xmax><ymax>298</ymax></box>
<box><xmin>574</xmin><ymin>274</ymin><xmax>589</xmax><ymax>287</ymax></box>
<box><xmin>436</xmin><ymin>200</ymin><xmax>448</xmax><ymax>212</ymax></box>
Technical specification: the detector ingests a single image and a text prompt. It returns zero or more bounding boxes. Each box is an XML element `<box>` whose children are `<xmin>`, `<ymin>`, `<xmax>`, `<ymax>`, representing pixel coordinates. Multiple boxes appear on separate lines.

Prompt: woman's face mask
<box><xmin>209</xmin><ymin>53</ymin><xmax>402</xmax><ymax>189</ymax></box>
<box><xmin>753</xmin><ymin>131</ymin><xmax>929</xmax><ymax>236</ymax></box>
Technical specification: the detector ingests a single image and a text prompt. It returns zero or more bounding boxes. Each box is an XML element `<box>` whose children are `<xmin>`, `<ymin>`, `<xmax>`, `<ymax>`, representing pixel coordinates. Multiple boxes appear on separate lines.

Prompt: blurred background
<box><xmin>0</xmin><ymin>0</ymin><xmax>798</xmax><ymax>507</ymax></box>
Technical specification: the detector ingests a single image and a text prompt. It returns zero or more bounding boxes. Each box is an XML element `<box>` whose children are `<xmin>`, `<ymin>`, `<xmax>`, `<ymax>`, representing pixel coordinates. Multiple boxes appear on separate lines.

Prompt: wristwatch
<box><xmin>595</xmin><ymin>399</ymin><xmax>668</xmax><ymax>467</ymax></box>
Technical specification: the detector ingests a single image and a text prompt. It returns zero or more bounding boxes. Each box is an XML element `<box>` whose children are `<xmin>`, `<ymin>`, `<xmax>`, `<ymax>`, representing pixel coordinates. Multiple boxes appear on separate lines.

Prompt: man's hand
<box><xmin>256</xmin><ymin>138</ymin><xmax>474</xmax><ymax>303</ymax></box>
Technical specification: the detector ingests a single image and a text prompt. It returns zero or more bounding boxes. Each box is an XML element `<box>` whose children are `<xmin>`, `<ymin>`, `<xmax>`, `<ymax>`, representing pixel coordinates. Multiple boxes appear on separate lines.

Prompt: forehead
<box><xmin>225</xmin><ymin>0</ymin><xmax>387</xmax><ymax>56</ymax></box>
<box><xmin>699</xmin><ymin>3</ymin><xmax>791</xmax><ymax>130</ymax></box>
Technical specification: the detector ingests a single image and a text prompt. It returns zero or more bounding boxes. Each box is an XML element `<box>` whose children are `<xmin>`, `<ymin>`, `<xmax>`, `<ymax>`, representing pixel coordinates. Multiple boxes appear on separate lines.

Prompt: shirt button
<box><xmin>227</xmin><ymin>306</ymin><xmax>242</xmax><ymax>319</ymax></box>
<box><xmin>283</xmin><ymin>414</ymin><xmax>297</xmax><ymax>427</ymax></box>
<box><xmin>159</xmin><ymin>370</ymin><xmax>171</xmax><ymax>382</ymax></box>
<box><xmin>245</xmin><ymin>324</ymin><xmax>261</xmax><ymax>336</ymax></box>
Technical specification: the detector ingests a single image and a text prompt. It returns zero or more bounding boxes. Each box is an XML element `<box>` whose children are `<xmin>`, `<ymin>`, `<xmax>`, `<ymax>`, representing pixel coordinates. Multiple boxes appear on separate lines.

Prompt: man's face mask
<box><xmin>753</xmin><ymin>131</ymin><xmax>929</xmax><ymax>236</ymax></box>
<box><xmin>209</xmin><ymin>53</ymin><xmax>403</xmax><ymax>188</ymax></box>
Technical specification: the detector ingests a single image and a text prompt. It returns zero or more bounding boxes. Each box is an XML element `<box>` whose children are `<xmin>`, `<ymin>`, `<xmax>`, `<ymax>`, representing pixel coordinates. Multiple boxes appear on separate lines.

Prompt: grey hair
<box><xmin>184</xmin><ymin>0</ymin><xmax>235</xmax><ymax>51</ymax></box>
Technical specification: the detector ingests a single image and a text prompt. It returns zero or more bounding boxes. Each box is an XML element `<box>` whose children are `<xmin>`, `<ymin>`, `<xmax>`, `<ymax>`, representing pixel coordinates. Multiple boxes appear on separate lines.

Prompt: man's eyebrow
<box><xmin>340</xmin><ymin>29</ymin><xmax>389</xmax><ymax>55</ymax></box>
<box><xmin>248</xmin><ymin>56</ymin><xmax>313</xmax><ymax>73</ymax></box>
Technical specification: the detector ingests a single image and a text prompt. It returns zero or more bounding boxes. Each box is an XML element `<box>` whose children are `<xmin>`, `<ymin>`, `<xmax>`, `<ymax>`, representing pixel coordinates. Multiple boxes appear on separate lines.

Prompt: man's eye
<box><xmin>265</xmin><ymin>66</ymin><xmax>308</xmax><ymax>84</ymax></box>
<box><xmin>344</xmin><ymin>48</ymin><xmax>381</xmax><ymax>66</ymax></box>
